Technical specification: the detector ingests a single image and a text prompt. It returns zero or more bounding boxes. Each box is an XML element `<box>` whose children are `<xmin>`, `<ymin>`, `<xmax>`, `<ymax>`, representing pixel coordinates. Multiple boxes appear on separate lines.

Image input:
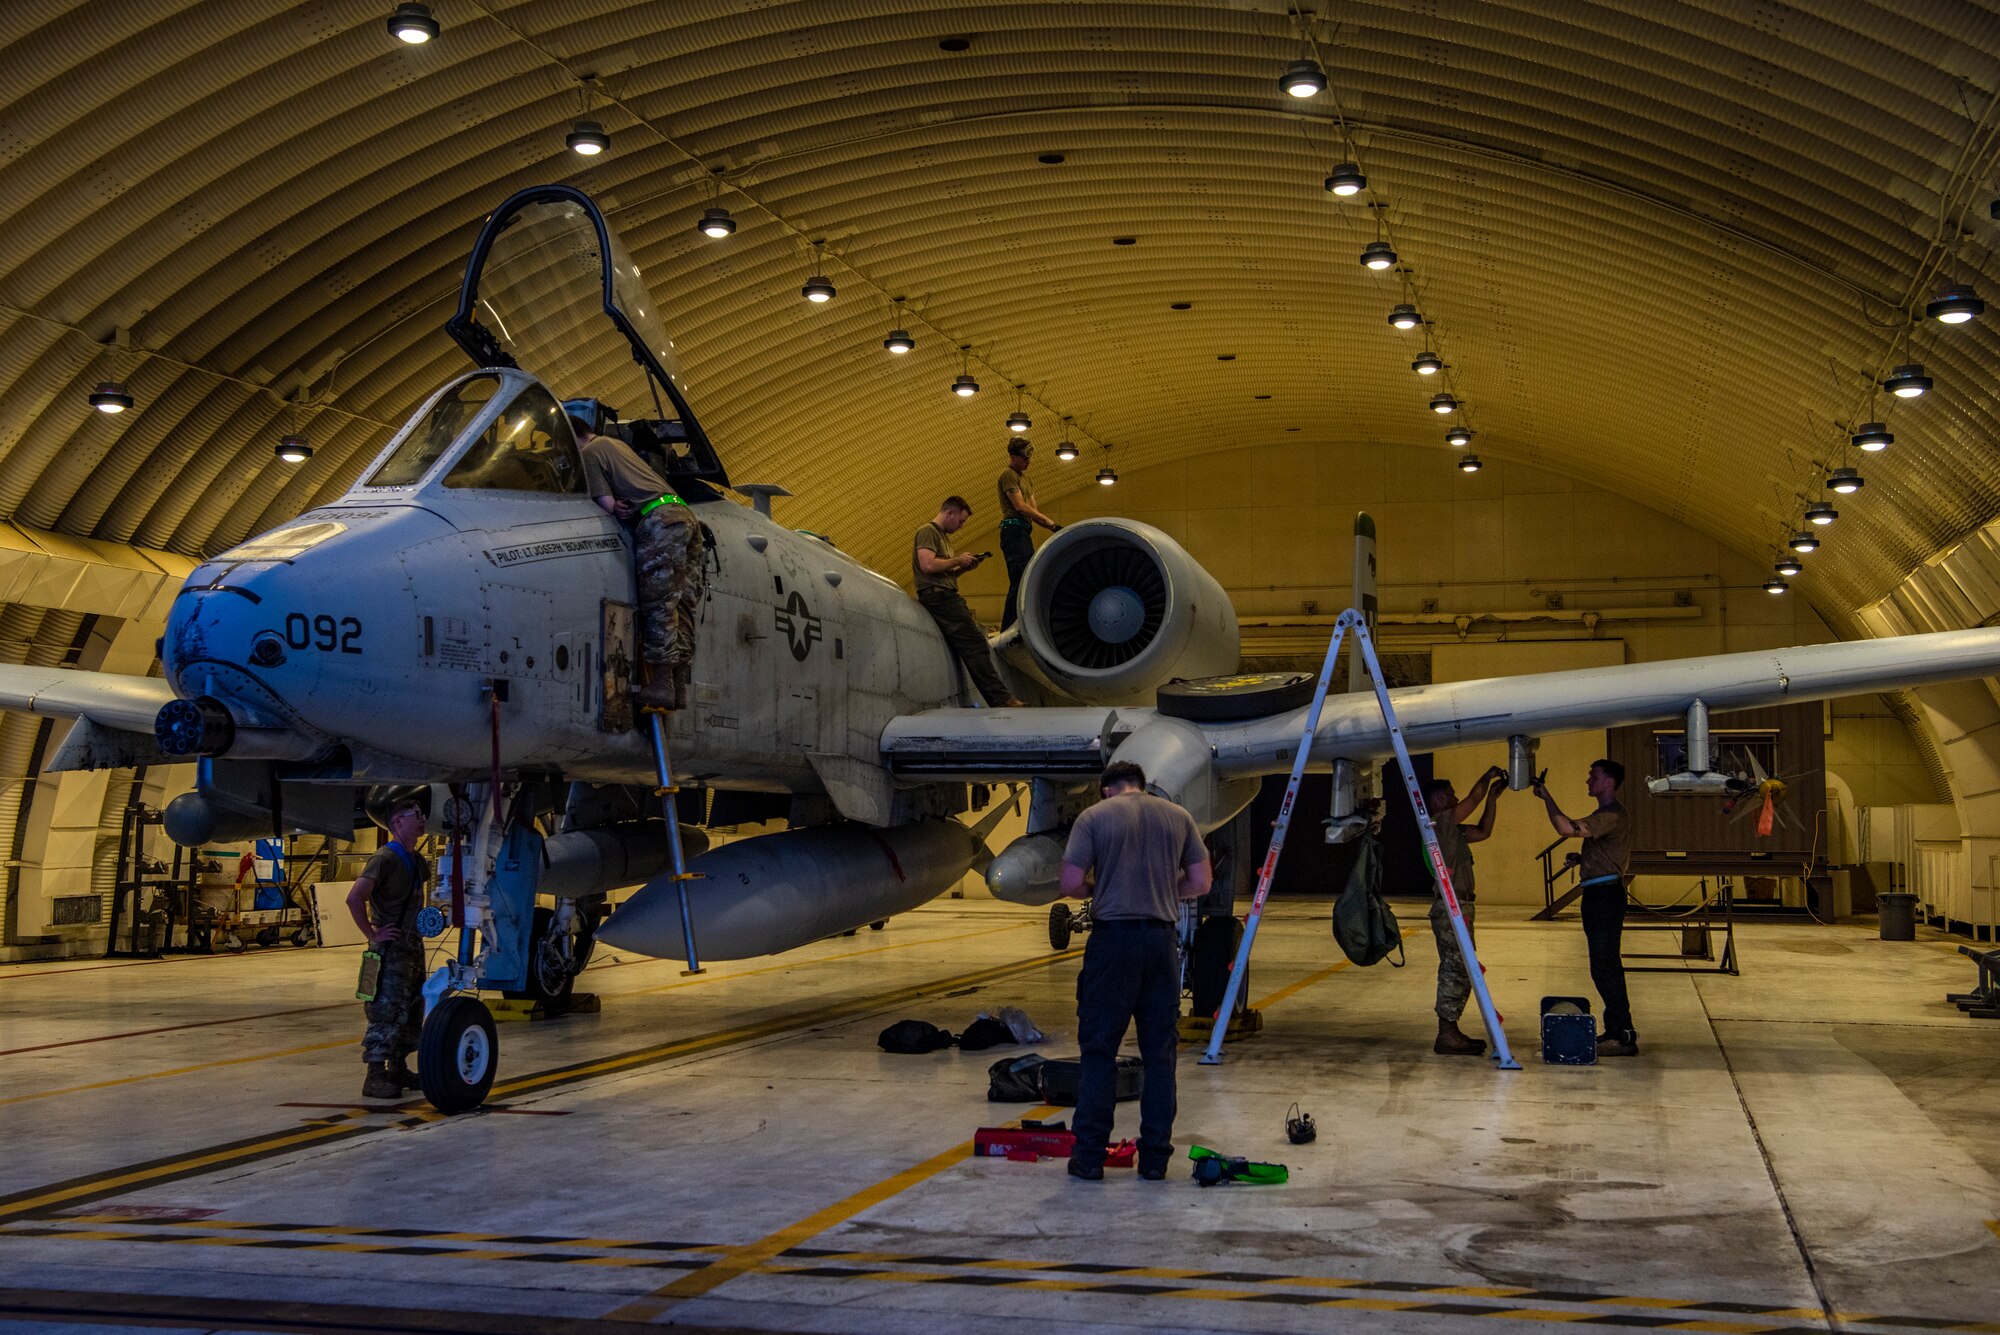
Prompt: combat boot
<box><xmin>1433</xmin><ymin>1018</ymin><xmax>1487</xmax><ymax>1056</ymax></box>
<box><xmin>632</xmin><ymin>662</ymin><xmax>677</xmax><ymax>711</ymax></box>
<box><xmin>361</xmin><ymin>1061</ymin><xmax>402</xmax><ymax>1099</ymax></box>
<box><xmin>385</xmin><ymin>1057</ymin><xmax>422</xmax><ymax>1092</ymax></box>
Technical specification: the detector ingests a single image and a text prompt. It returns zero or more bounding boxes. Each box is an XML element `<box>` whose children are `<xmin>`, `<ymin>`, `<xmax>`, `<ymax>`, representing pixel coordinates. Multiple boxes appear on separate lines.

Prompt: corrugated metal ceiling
<box><xmin>1</xmin><ymin>0</ymin><xmax>1997</xmax><ymax>626</ymax></box>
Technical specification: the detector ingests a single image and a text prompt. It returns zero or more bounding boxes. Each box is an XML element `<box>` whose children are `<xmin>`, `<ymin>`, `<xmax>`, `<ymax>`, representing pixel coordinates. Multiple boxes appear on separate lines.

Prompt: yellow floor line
<box><xmin>0</xmin><ymin>1039</ymin><xmax>353</xmax><ymax>1108</ymax></box>
<box><xmin>604</xmin><ymin>1104</ymin><xmax>1059</xmax><ymax>1321</ymax></box>
<box><xmin>1249</xmin><ymin>958</ymin><xmax>1353</xmax><ymax>1010</ymax></box>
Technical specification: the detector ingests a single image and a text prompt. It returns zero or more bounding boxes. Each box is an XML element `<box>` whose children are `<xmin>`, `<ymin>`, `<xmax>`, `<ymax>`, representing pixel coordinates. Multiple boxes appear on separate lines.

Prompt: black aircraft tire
<box><xmin>419</xmin><ymin>996</ymin><xmax>497</xmax><ymax>1114</ymax></box>
<box><xmin>1049</xmin><ymin>903</ymin><xmax>1073</xmax><ymax>952</ymax></box>
<box><xmin>1156</xmin><ymin>673</ymin><xmax>1317</xmax><ymax>723</ymax></box>
<box><xmin>505</xmin><ymin>907</ymin><xmax>576</xmax><ymax>1004</ymax></box>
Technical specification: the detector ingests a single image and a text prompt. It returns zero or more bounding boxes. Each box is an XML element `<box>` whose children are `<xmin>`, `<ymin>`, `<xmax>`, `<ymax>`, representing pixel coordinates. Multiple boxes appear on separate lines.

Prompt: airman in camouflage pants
<box><xmin>1430</xmin><ymin>899</ymin><xmax>1474</xmax><ymax>1023</ymax></box>
<box><xmin>362</xmin><ymin>942</ymin><xmax>426</xmax><ymax>1067</ymax></box>
<box><xmin>635</xmin><ymin>506</ymin><xmax>703</xmax><ymax>710</ymax></box>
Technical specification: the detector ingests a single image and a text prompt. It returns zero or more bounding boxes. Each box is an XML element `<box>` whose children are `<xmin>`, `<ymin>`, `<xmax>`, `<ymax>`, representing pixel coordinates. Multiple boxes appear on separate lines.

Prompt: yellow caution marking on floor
<box><xmin>1249</xmin><ymin>958</ymin><xmax>1353</xmax><ymax>1011</ymax></box>
<box><xmin>1484</xmin><ymin>1309</ymin><xmax>1594</xmax><ymax>1322</ymax></box>
<box><xmin>0</xmin><ymin>1038</ymin><xmax>352</xmax><ymax>1108</ymax></box>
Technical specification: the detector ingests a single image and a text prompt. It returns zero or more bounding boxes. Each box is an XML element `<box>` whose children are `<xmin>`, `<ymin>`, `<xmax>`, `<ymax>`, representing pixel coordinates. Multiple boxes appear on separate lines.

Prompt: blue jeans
<box><xmin>1072</xmin><ymin>919</ymin><xmax>1180</xmax><ymax>1172</ymax></box>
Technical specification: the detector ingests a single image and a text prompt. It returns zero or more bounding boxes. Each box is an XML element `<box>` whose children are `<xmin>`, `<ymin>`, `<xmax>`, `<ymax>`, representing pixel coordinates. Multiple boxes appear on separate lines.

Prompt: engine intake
<box><xmin>1014</xmin><ymin>520</ymin><xmax>1239</xmax><ymax>705</ymax></box>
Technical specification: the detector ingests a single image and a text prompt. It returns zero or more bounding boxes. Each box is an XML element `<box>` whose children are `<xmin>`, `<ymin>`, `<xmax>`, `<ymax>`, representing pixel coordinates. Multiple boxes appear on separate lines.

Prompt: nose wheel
<box><xmin>419</xmin><ymin>995</ymin><xmax>498</xmax><ymax>1113</ymax></box>
<box><xmin>1049</xmin><ymin>901</ymin><xmax>1091</xmax><ymax>951</ymax></box>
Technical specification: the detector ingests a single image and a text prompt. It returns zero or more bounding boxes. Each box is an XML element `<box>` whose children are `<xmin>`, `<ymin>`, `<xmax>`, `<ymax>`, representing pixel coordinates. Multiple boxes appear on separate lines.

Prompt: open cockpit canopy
<box><xmin>445</xmin><ymin>185</ymin><xmax>728</xmax><ymax>488</ymax></box>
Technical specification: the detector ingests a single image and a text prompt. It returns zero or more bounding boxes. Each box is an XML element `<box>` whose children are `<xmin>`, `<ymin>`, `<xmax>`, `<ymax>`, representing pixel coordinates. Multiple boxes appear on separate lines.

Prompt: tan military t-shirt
<box><xmin>580</xmin><ymin>434</ymin><xmax>669</xmax><ymax>507</ymax></box>
<box><xmin>998</xmin><ymin>467</ymin><xmax>1034</xmax><ymax>521</ymax></box>
<box><xmin>1063</xmin><ymin>791</ymin><xmax>1208</xmax><ymax>921</ymax></box>
<box><xmin>1575</xmin><ymin>801</ymin><xmax>1630</xmax><ymax>882</ymax></box>
<box><xmin>913</xmin><ymin>521</ymin><xmax>957</xmax><ymax>593</ymax></box>
<box><xmin>1432</xmin><ymin>816</ymin><xmax>1476</xmax><ymax>903</ymax></box>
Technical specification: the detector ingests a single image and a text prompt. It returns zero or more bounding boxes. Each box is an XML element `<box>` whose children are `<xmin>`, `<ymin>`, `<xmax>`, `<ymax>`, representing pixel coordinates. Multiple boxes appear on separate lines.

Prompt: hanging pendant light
<box><xmin>1387</xmin><ymin>304</ymin><xmax>1422</xmax><ymax>330</ymax></box>
<box><xmin>1412</xmin><ymin>352</ymin><xmax>1443</xmax><ymax>376</ymax></box>
<box><xmin>1360</xmin><ymin>241</ymin><xmax>1397</xmax><ymax>270</ymax></box>
<box><xmin>566</xmin><ymin>120</ymin><xmax>610</xmax><ymax>155</ymax></box>
<box><xmin>1096</xmin><ymin>465</ymin><xmax>1118</xmax><ymax>486</ymax></box>
<box><xmin>1882</xmin><ymin>363</ymin><xmax>1931</xmax><ymax>398</ymax></box>
<box><xmin>697</xmin><ymin>207</ymin><xmax>736</xmax><ymax>238</ymax></box>
<box><xmin>801</xmin><ymin>274</ymin><xmax>835</xmax><ymax>302</ymax></box>
<box><xmin>883</xmin><ymin>328</ymin><xmax>915</xmax><ymax>354</ymax></box>
<box><xmin>89</xmin><ymin>381</ymin><xmax>133</xmax><ymax>413</ymax></box>
<box><xmin>1762</xmin><ymin>577</ymin><xmax>1789</xmax><ymax>594</ymax></box>
<box><xmin>1280</xmin><ymin>58</ymin><xmax>1326</xmax><ymax>98</ymax></box>
<box><xmin>1428</xmin><ymin>393</ymin><xmax>1458</xmax><ymax>414</ymax></box>
<box><xmin>1926</xmin><ymin>283</ymin><xmax>1984</xmax><ymax>324</ymax></box>
<box><xmin>1445</xmin><ymin>425</ymin><xmax>1472</xmax><ymax>447</ymax></box>
<box><xmin>1324</xmin><ymin>163</ymin><xmax>1366</xmax><ymax>196</ymax></box>
<box><xmin>1805</xmin><ymin>502</ymin><xmax>1838</xmax><ymax>525</ymax></box>
<box><xmin>1775</xmin><ymin>556</ymin><xmax>1803</xmax><ymax>577</ymax></box>
<box><xmin>1826</xmin><ymin>467</ymin><xmax>1864</xmax><ymax>494</ymax></box>
<box><xmin>1007</xmin><ymin>408</ymin><xmax>1032</xmax><ymax>433</ymax></box>
<box><xmin>385</xmin><ymin>3</ymin><xmax>439</xmax><ymax>42</ymax></box>
<box><xmin>1788</xmin><ymin>530</ymin><xmax>1820</xmax><ymax>553</ymax></box>
<box><xmin>1457</xmin><ymin>454</ymin><xmax>1483</xmax><ymax>473</ymax></box>
<box><xmin>1850</xmin><ymin>422</ymin><xmax>1892</xmax><ymax>452</ymax></box>
<box><xmin>1055</xmin><ymin>440</ymin><xmax>1079</xmax><ymax>461</ymax></box>
<box><xmin>275</xmin><ymin>435</ymin><xmax>312</xmax><ymax>464</ymax></box>
<box><xmin>952</xmin><ymin>374</ymin><xmax>979</xmax><ymax>397</ymax></box>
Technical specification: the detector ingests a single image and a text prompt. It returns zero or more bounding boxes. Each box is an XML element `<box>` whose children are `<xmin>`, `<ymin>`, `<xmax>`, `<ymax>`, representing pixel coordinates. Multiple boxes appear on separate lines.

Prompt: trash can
<box><xmin>1877</xmin><ymin>891</ymin><xmax>1917</xmax><ymax>941</ymax></box>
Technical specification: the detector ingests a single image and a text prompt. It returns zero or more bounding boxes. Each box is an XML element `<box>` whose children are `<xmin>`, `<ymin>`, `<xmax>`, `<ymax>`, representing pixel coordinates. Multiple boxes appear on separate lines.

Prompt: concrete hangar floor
<box><xmin>0</xmin><ymin>901</ymin><xmax>1995</xmax><ymax>1335</ymax></box>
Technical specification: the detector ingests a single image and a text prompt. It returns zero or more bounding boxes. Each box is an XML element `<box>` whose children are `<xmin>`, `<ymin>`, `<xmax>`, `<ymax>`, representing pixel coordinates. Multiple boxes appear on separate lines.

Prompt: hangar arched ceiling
<box><xmin>2</xmin><ymin>0</ymin><xmax>1998</xmax><ymax>631</ymax></box>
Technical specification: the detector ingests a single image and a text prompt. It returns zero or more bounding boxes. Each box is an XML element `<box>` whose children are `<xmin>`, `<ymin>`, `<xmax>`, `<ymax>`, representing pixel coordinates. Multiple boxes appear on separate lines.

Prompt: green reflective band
<box><xmin>638</xmin><ymin>494</ymin><xmax>685</xmax><ymax>518</ymax></box>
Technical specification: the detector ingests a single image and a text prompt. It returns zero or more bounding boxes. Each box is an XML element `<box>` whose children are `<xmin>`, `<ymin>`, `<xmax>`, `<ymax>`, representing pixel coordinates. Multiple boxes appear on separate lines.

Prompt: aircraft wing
<box><xmin>0</xmin><ymin>662</ymin><xmax>174</xmax><ymax>732</ymax></box>
<box><xmin>882</xmin><ymin>627</ymin><xmax>2000</xmax><ymax>819</ymax></box>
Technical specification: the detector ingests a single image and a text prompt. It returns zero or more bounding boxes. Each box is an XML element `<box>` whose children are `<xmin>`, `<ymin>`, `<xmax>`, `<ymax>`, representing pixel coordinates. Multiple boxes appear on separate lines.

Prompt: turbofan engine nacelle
<box><xmin>1014</xmin><ymin>520</ymin><xmax>1240</xmax><ymax>706</ymax></box>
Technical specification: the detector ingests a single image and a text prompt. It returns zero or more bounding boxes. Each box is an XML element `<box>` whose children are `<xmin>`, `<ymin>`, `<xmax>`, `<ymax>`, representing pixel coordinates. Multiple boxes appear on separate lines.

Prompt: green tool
<box><xmin>1188</xmin><ymin>1144</ymin><xmax>1289</xmax><ymax>1186</ymax></box>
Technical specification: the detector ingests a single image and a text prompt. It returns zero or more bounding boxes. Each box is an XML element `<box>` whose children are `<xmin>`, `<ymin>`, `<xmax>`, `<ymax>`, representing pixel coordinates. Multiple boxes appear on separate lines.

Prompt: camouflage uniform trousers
<box><xmin>361</xmin><ymin>940</ymin><xmax>426</xmax><ymax>1064</ymax></box>
<box><xmin>1430</xmin><ymin>898</ymin><xmax>1477</xmax><ymax>1022</ymax></box>
<box><xmin>635</xmin><ymin>508</ymin><xmax>703</xmax><ymax>685</ymax></box>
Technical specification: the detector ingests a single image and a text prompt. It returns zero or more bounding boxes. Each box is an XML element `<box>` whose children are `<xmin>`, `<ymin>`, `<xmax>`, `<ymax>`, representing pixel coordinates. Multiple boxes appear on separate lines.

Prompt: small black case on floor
<box><xmin>1541</xmin><ymin>995</ymin><xmax>1597</xmax><ymax>1065</ymax></box>
<box><xmin>1037</xmin><ymin>1056</ymin><xmax>1143</xmax><ymax>1106</ymax></box>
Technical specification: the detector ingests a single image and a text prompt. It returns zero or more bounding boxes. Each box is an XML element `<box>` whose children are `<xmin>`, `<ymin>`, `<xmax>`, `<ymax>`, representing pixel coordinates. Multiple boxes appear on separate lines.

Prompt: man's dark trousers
<box><xmin>1580</xmin><ymin>878</ymin><xmax>1634</xmax><ymax>1040</ymax></box>
<box><xmin>999</xmin><ymin>521</ymin><xmax>1033</xmax><ymax>630</ymax></box>
<box><xmin>916</xmin><ymin>586</ymin><xmax>1010</xmax><ymax>705</ymax></box>
<box><xmin>1073</xmin><ymin>918</ymin><xmax>1180</xmax><ymax>1173</ymax></box>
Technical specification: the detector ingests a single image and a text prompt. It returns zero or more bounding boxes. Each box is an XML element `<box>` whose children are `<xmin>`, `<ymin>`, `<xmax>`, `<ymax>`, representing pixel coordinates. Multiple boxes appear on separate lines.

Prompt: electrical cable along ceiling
<box><xmin>0</xmin><ymin>1</ymin><xmax>1997</xmax><ymax>631</ymax></box>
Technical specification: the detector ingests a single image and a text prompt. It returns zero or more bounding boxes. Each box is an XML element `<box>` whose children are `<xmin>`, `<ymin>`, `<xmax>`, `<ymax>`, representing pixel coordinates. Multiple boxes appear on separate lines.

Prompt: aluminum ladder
<box><xmin>1198</xmin><ymin>607</ymin><xmax>1519</xmax><ymax>1070</ymax></box>
<box><xmin>644</xmin><ymin>706</ymin><xmax>705</xmax><ymax>975</ymax></box>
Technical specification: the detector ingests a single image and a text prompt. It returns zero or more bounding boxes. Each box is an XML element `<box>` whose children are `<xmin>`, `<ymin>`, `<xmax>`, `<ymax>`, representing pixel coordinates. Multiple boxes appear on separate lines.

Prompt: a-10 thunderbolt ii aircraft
<box><xmin>6</xmin><ymin>184</ymin><xmax>2000</xmax><ymax>1111</ymax></box>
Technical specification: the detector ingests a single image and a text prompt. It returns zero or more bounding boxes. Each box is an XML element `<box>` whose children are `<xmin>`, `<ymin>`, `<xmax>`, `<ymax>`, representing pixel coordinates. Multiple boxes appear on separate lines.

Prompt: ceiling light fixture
<box><xmin>1056</xmin><ymin>440</ymin><xmax>1079</xmax><ymax>461</ymax></box>
<box><xmin>1806</xmin><ymin>502</ymin><xmax>1838</xmax><ymax>526</ymax></box>
<box><xmin>566</xmin><ymin>120</ymin><xmax>609</xmax><ymax>155</ymax></box>
<box><xmin>386</xmin><ymin>2</ymin><xmax>438</xmax><ymax>42</ymax></box>
<box><xmin>1775</xmin><ymin>556</ymin><xmax>1803</xmax><ymax>577</ymax></box>
<box><xmin>799</xmin><ymin>243</ymin><xmax>834</xmax><ymax>303</ymax></box>
<box><xmin>1927</xmin><ymin>283</ymin><xmax>1985</xmax><ymax>324</ymax></box>
<box><xmin>1763</xmin><ymin>577</ymin><xmax>1789</xmax><ymax>595</ymax></box>
<box><xmin>88</xmin><ymin>381</ymin><xmax>133</xmax><ymax>413</ymax></box>
<box><xmin>1096</xmin><ymin>465</ymin><xmax>1118</xmax><ymax>485</ymax></box>
<box><xmin>1789</xmin><ymin>530</ymin><xmax>1820</xmax><ymax>553</ymax></box>
<box><xmin>1827</xmin><ymin>466</ymin><xmax>1864</xmax><ymax>494</ymax></box>
<box><xmin>1280</xmin><ymin>58</ymin><xmax>1326</xmax><ymax>98</ymax></box>
<box><xmin>1457</xmin><ymin>454</ymin><xmax>1483</xmax><ymax>473</ymax></box>
<box><xmin>1324</xmin><ymin>162</ymin><xmax>1366</xmax><ymax>196</ymax></box>
<box><xmin>952</xmin><ymin>374</ymin><xmax>978</xmax><ymax>397</ymax></box>
<box><xmin>1387</xmin><ymin>304</ymin><xmax>1422</xmax><ymax>329</ymax></box>
<box><xmin>883</xmin><ymin>328</ymin><xmax>915</xmax><ymax>354</ymax></box>
<box><xmin>1882</xmin><ymin>362</ymin><xmax>1931</xmax><ymax>398</ymax></box>
<box><xmin>1850</xmin><ymin>422</ymin><xmax>1893</xmax><ymax>452</ymax></box>
<box><xmin>697</xmin><ymin>206</ymin><xmax>735</xmax><ymax>238</ymax></box>
<box><xmin>1007</xmin><ymin>410</ymin><xmax>1032</xmax><ymax>433</ymax></box>
<box><xmin>1360</xmin><ymin>241</ymin><xmax>1397</xmax><ymax>270</ymax></box>
<box><xmin>1412</xmin><ymin>352</ymin><xmax>1443</xmax><ymax>376</ymax></box>
<box><xmin>275</xmin><ymin>435</ymin><xmax>312</xmax><ymax>464</ymax></box>
<box><xmin>1428</xmin><ymin>393</ymin><xmax>1458</xmax><ymax>414</ymax></box>
<box><xmin>1445</xmin><ymin>425</ymin><xmax>1472</xmax><ymax>447</ymax></box>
